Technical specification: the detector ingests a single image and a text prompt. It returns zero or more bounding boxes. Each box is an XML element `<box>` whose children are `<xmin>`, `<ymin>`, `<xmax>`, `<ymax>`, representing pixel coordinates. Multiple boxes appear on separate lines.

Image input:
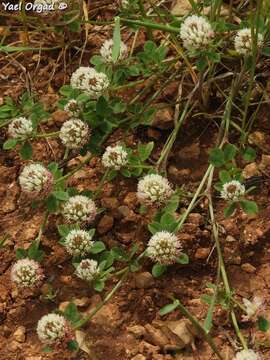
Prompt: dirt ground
<box><xmin>1</xmin><ymin>2</ymin><xmax>270</xmax><ymax>360</ymax></box>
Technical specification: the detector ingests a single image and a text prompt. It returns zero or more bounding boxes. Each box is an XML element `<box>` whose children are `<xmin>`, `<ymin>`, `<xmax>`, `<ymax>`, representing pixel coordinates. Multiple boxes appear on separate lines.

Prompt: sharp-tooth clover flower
<box><xmin>63</xmin><ymin>229</ymin><xmax>94</xmax><ymax>256</ymax></box>
<box><xmin>64</xmin><ymin>99</ymin><xmax>81</xmax><ymax>117</ymax></box>
<box><xmin>233</xmin><ymin>349</ymin><xmax>262</xmax><ymax>360</ymax></box>
<box><xmin>19</xmin><ymin>163</ymin><xmax>53</xmax><ymax>199</ymax></box>
<box><xmin>242</xmin><ymin>296</ymin><xmax>264</xmax><ymax>321</ymax></box>
<box><xmin>147</xmin><ymin>231</ymin><xmax>182</xmax><ymax>265</ymax></box>
<box><xmin>37</xmin><ymin>313</ymin><xmax>73</xmax><ymax>345</ymax></box>
<box><xmin>62</xmin><ymin>195</ymin><xmax>97</xmax><ymax>224</ymax></box>
<box><xmin>75</xmin><ymin>259</ymin><xmax>100</xmax><ymax>282</ymax></box>
<box><xmin>70</xmin><ymin>67</ymin><xmax>109</xmax><ymax>98</ymax></box>
<box><xmin>8</xmin><ymin>117</ymin><xmax>33</xmax><ymax>139</ymax></box>
<box><xmin>234</xmin><ymin>28</ymin><xmax>264</xmax><ymax>56</ymax></box>
<box><xmin>180</xmin><ymin>15</ymin><xmax>214</xmax><ymax>52</ymax></box>
<box><xmin>102</xmin><ymin>145</ymin><xmax>128</xmax><ymax>170</ymax></box>
<box><xmin>100</xmin><ymin>39</ymin><xmax>128</xmax><ymax>63</ymax></box>
<box><xmin>220</xmin><ymin>180</ymin><xmax>245</xmax><ymax>201</ymax></box>
<box><xmin>59</xmin><ymin>118</ymin><xmax>89</xmax><ymax>150</ymax></box>
<box><xmin>11</xmin><ymin>258</ymin><xmax>44</xmax><ymax>288</ymax></box>
<box><xmin>137</xmin><ymin>174</ymin><xmax>173</xmax><ymax>206</ymax></box>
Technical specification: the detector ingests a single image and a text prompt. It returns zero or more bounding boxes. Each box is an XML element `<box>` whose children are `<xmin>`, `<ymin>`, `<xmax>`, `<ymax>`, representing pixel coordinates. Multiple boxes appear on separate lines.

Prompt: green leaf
<box><xmin>163</xmin><ymin>193</ymin><xmax>179</xmax><ymax>213</ymax></box>
<box><xmin>20</xmin><ymin>141</ymin><xmax>32</xmax><ymax>160</ymax></box>
<box><xmin>242</xmin><ymin>147</ymin><xmax>256</xmax><ymax>162</ymax></box>
<box><xmin>209</xmin><ymin>148</ymin><xmax>224</xmax><ymax>167</ymax></box>
<box><xmin>42</xmin><ymin>345</ymin><xmax>53</xmax><ymax>353</ymax></box>
<box><xmin>224</xmin><ymin>202</ymin><xmax>237</xmax><ymax>218</ymax></box>
<box><xmin>262</xmin><ymin>47</ymin><xmax>270</xmax><ymax>56</ymax></box>
<box><xmin>53</xmin><ymin>191</ymin><xmax>69</xmax><ymax>201</ymax></box>
<box><xmin>112</xmin><ymin>16</ymin><xmax>121</xmax><ymax>62</ymax></box>
<box><xmin>3</xmin><ymin>138</ymin><xmax>18</xmax><ymax>150</ymax></box>
<box><xmin>93</xmin><ymin>279</ymin><xmax>105</xmax><ymax>292</ymax></box>
<box><xmin>196</xmin><ymin>56</ymin><xmax>207</xmax><ymax>71</ymax></box>
<box><xmin>159</xmin><ymin>299</ymin><xmax>180</xmax><ymax>316</ymax></box>
<box><xmin>201</xmin><ymin>294</ymin><xmax>213</xmax><ymax>305</ymax></box>
<box><xmin>160</xmin><ymin>213</ymin><xmax>178</xmax><ymax>232</ymax></box>
<box><xmin>67</xmin><ymin>340</ymin><xmax>79</xmax><ymax>351</ymax></box>
<box><xmin>96</xmin><ymin>96</ymin><xmax>110</xmax><ymax>117</ymax></box>
<box><xmin>224</xmin><ymin>143</ymin><xmax>237</xmax><ymax>162</ymax></box>
<box><xmin>176</xmin><ymin>253</ymin><xmax>189</xmax><ymax>265</ymax></box>
<box><xmin>64</xmin><ymin>303</ymin><xmax>81</xmax><ymax>324</ymax></box>
<box><xmin>16</xmin><ymin>248</ymin><xmax>27</xmax><ymax>259</ymax></box>
<box><xmin>57</xmin><ymin>224</ymin><xmax>71</xmax><ymax>237</ymax></box>
<box><xmin>45</xmin><ymin>195</ymin><xmax>58</xmax><ymax>213</ymax></box>
<box><xmin>148</xmin><ymin>222</ymin><xmax>162</xmax><ymax>235</ymax></box>
<box><xmin>152</xmin><ymin>263</ymin><xmax>167</xmax><ymax>277</ymax></box>
<box><xmin>28</xmin><ymin>241</ymin><xmax>44</xmax><ymax>262</ymax></box>
<box><xmin>90</xmin><ymin>241</ymin><xmax>106</xmax><ymax>254</ymax></box>
<box><xmin>219</xmin><ymin>170</ymin><xmax>231</xmax><ymax>183</ymax></box>
<box><xmin>138</xmin><ymin>142</ymin><xmax>154</xmax><ymax>161</ymax></box>
<box><xmin>239</xmin><ymin>200</ymin><xmax>258</xmax><ymax>214</ymax></box>
<box><xmin>258</xmin><ymin>316</ymin><xmax>270</xmax><ymax>332</ymax></box>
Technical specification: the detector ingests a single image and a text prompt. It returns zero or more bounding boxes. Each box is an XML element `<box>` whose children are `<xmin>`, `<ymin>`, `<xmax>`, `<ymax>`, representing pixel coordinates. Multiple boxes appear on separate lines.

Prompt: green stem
<box><xmin>120</xmin><ymin>18</ymin><xmax>179</xmax><ymax>33</ymax></box>
<box><xmin>35</xmin><ymin>211</ymin><xmax>49</xmax><ymax>247</ymax></box>
<box><xmin>35</xmin><ymin>131</ymin><xmax>60</xmax><ymax>138</ymax></box>
<box><xmin>74</xmin><ymin>269</ymin><xmax>129</xmax><ymax>329</ymax></box>
<box><xmin>92</xmin><ymin>169</ymin><xmax>110</xmax><ymax>200</ymax></box>
<box><xmin>176</xmin><ymin>300</ymin><xmax>224</xmax><ymax>360</ymax></box>
<box><xmin>55</xmin><ymin>153</ymin><xmax>93</xmax><ymax>184</ymax></box>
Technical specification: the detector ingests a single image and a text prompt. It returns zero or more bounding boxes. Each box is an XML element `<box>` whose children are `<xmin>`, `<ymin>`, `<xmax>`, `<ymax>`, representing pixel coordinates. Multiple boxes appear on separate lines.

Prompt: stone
<box><xmin>13</xmin><ymin>326</ymin><xmax>26</xmax><ymax>343</ymax></box>
<box><xmin>97</xmin><ymin>215</ymin><xmax>114</xmax><ymax>234</ymax></box>
<box><xmin>187</xmin><ymin>213</ymin><xmax>203</xmax><ymax>225</ymax></box>
<box><xmin>101</xmin><ymin>197</ymin><xmax>119</xmax><ymax>210</ymax></box>
<box><xmin>89</xmin><ymin>302</ymin><xmax>121</xmax><ymax>330</ymax></box>
<box><xmin>241</xmin><ymin>263</ymin><xmax>256</xmax><ymax>273</ymax></box>
<box><xmin>135</xmin><ymin>272</ymin><xmax>154</xmax><ymax>289</ymax></box>
<box><xmin>51</xmin><ymin>109</ymin><xmax>69</xmax><ymax>124</ymax></box>
<box><xmin>194</xmin><ymin>247</ymin><xmax>211</xmax><ymax>260</ymax></box>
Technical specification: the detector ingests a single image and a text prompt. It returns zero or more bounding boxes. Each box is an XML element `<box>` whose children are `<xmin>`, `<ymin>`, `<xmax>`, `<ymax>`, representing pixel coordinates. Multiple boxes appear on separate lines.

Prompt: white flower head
<box><xmin>59</xmin><ymin>118</ymin><xmax>89</xmax><ymax>150</ymax></box>
<box><xmin>180</xmin><ymin>15</ymin><xmax>214</xmax><ymax>52</ymax></box>
<box><xmin>19</xmin><ymin>163</ymin><xmax>53</xmax><ymax>199</ymax></box>
<box><xmin>242</xmin><ymin>296</ymin><xmax>264</xmax><ymax>321</ymax></box>
<box><xmin>70</xmin><ymin>67</ymin><xmax>109</xmax><ymax>98</ymax></box>
<box><xmin>120</xmin><ymin>0</ymin><xmax>129</xmax><ymax>8</ymax></box>
<box><xmin>37</xmin><ymin>313</ymin><xmax>71</xmax><ymax>344</ymax></box>
<box><xmin>235</xmin><ymin>28</ymin><xmax>264</xmax><ymax>56</ymax></box>
<box><xmin>75</xmin><ymin>259</ymin><xmax>99</xmax><ymax>282</ymax></box>
<box><xmin>220</xmin><ymin>180</ymin><xmax>245</xmax><ymax>201</ymax></box>
<box><xmin>11</xmin><ymin>258</ymin><xmax>44</xmax><ymax>287</ymax></box>
<box><xmin>62</xmin><ymin>195</ymin><xmax>97</xmax><ymax>224</ymax></box>
<box><xmin>147</xmin><ymin>231</ymin><xmax>182</xmax><ymax>265</ymax></box>
<box><xmin>8</xmin><ymin>117</ymin><xmax>33</xmax><ymax>139</ymax></box>
<box><xmin>63</xmin><ymin>229</ymin><xmax>94</xmax><ymax>256</ymax></box>
<box><xmin>100</xmin><ymin>39</ymin><xmax>128</xmax><ymax>63</ymax></box>
<box><xmin>102</xmin><ymin>145</ymin><xmax>128</xmax><ymax>170</ymax></box>
<box><xmin>64</xmin><ymin>99</ymin><xmax>81</xmax><ymax>117</ymax></box>
<box><xmin>233</xmin><ymin>349</ymin><xmax>262</xmax><ymax>360</ymax></box>
<box><xmin>137</xmin><ymin>174</ymin><xmax>173</xmax><ymax>206</ymax></box>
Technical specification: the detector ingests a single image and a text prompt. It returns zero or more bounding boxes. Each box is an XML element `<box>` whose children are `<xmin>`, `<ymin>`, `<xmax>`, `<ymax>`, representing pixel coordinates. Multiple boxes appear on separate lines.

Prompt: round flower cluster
<box><xmin>64</xmin><ymin>99</ymin><xmax>81</xmax><ymax>117</ymax></box>
<box><xmin>242</xmin><ymin>296</ymin><xmax>263</xmax><ymax>321</ymax></box>
<box><xmin>137</xmin><ymin>174</ymin><xmax>173</xmax><ymax>206</ymax></box>
<box><xmin>233</xmin><ymin>349</ymin><xmax>261</xmax><ymax>360</ymax></box>
<box><xmin>70</xmin><ymin>67</ymin><xmax>109</xmax><ymax>98</ymax></box>
<box><xmin>75</xmin><ymin>259</ymin><xmax>99</xmax><ymax>282</ymax></box>
<box><xmin>11</xmin><ymin>258</ymin><xmax>44</xmax><ymax>287</ymax></box>
<box><xmin>62</xmin><ymin>195</ymin><xmax>97</xmax><ymax>224</ymax></box>
<box><xmin>8</xmin><ymin>117</ymin><xmax>33</xmax><ymax>139</ymax></box>
<box><xmin>37</xmin><ymin>313</ymin><xmax>72</xmax><ymax>345</ymax></box>
<box><xmin>59</xmin><ymin>119</ymin><xmax>89</xmax><ymax>150</ymax></box>
<box><xmin>100</xmin><ymin>39</ymin><xmax>128</xmax><ymax>63</ymax></box>
<box><xmin>220</xmin><ymin>180</ymin><xmax>245</xmax><ymax>201</ymax></box>
<box><xmin>102</xmin><ymin>145</ymin><xmax>128</xmax><ymax>170</ymax></box>
<box><xmin>63</xmin><ymin>229</ymin><xmax>94</xmax><ymax>256</ymax></box>
<box><xmin>147</xmin><ymin>231</ymin><xmax>182</xmax><ymax>265</ymax></box>
<box><xmin>234</xmin><ymin>28</ymin><xmax>264</xmax><ymax>56</ymax></box>
<box><xmin>19</xmin><ymin>163</ymin><xmax>53</xmax><ymax>199</ymax></box>
<box><xmin>180</xmin><ymin>15</ymin><xmax>214</xmax><ymax>52</ymax></box>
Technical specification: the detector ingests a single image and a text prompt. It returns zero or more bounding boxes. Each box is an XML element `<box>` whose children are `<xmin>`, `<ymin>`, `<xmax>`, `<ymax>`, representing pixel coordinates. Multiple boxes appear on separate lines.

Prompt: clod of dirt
<box><xmin>242</xmin><ymin>163</ymin><xmax>261</xmax><ymax>179</ymax></box>
<box><xmin>131</xmin><ymin>355</ymin><xmax>146</xmax><ymax>360</ymax></box>
<box><xmin>151</xmin><ymin>105</ymin><xmax>174</xmax><ymax>130</ymax></box>
<box><xmin>128</xmin><ymin>325</ymin><xmax>146</xmax><ymax>339</ymax></box>
<box><xmin>12</xmin><ymin>326</ymin><xmax>26</xmax><ymax>343</ymax></box>
<box><xmin>194</xmin><ymin>248</ymin><xmax>211</xmax><ymax>260</ymax></box>
<box><xmin>51</xmin><ymin>109</ymin><xmax>69</xmax><ymax>125</ymax></box>
<box><xmin>259</xmin><ymin>154</ymin><xmax>270</xmax><ymax>174</ymax></box>
<box><xmin>134</xmin><ymin>272</ymin><xmax>155</xmax><ymax>289</ymax></box>
<box><xmin>88</xmin><ymin>300</ymin><xmax>122</xmax><ymax>331</ymax></box>
<box><xmin>241</xmin><ymin>263</ymin><xmax>256</xmax><ymax>273</ymax></box>
<box><xmin>101</xmin><ymin>197</ymin><xmax>119</xmax><ymax>210</ymax></box>
<box><xmin>97</xmin><ymin>215</ymin><xmax>114</xmax><ymax>234</ymax></box>
<box><xmin>177</xmin><ymin>143</ymin><xmax>200</xmax><ymax>161</ymax></box>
